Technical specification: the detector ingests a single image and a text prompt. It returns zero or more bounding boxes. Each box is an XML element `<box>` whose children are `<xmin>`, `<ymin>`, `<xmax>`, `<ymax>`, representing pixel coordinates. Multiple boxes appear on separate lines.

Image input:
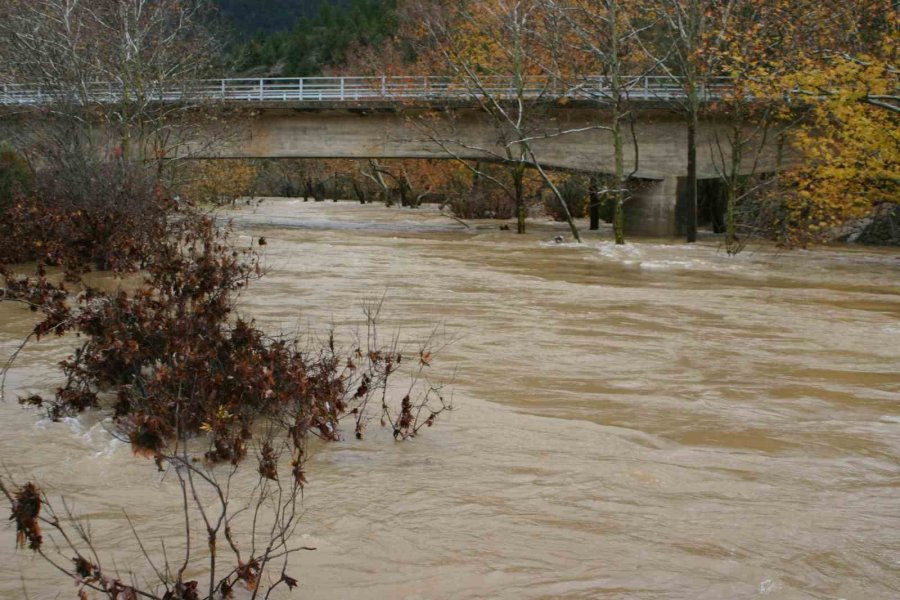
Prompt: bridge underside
<box><xmin>203</xmin><ymin>106</ymin><xmax>782</xmax><ymax>237</ymax></box>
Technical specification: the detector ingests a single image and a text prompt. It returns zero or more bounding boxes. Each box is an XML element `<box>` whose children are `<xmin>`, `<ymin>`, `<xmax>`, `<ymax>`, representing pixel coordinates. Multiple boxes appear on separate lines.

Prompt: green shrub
<box><xmin>543</xmin><ymin>175</ymin><xmax>587</xmax><ymax>221</ymax></box>
<box><xmin>0</xmin><ymin>146</ymin><xmax>32</xmax><ymax>212</ymax></box>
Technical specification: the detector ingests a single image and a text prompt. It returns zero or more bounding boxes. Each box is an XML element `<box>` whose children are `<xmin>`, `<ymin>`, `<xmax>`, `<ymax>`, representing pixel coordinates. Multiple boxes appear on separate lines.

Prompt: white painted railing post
<box><xmin>4</xmin><ymin>74</ymin><xmax>728</xmax><ymax>106</ymax></box>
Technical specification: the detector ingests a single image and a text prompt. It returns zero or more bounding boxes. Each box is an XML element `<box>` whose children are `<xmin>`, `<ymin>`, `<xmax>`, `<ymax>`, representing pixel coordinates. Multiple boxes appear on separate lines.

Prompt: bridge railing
<box><xmin>0</xmin><ymin>75</ymin><xmax>733</xmax><ymax>106</ymax></box>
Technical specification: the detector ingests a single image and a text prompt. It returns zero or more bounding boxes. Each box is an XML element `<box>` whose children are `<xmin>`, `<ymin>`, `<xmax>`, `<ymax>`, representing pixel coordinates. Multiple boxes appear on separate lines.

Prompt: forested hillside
<box><xmin>216</xmin><ymin>0</ymin><xmax>343</xmax><ymax>36</ymax></box>
<box><xmin>225</xmin><ymin>0</ymin><xmax>398</xmax><ymax>75</ymax></box>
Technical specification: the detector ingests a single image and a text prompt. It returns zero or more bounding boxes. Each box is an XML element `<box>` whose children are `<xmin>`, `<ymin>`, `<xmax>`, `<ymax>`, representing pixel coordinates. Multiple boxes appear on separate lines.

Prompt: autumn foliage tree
<box><xmin>181</xmin><ymin>159</ymin><xmax>260</xmax><ymax>206</ymax></box>
<box><xmin>768</xmin><ymin>3</ymin><xmax>899</xmax><ymax>244</ymax></box>
<box><xmin>779</xmin><ymin>56</ymin><xmax>898</xmax><ymax>243</ymax></box>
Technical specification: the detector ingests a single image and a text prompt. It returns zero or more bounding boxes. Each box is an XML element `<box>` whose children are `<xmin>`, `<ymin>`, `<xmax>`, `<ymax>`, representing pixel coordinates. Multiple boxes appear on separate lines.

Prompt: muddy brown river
<box><xmin>1</xmin><ymin>200</ymin><xmax>899</xmax><ymax>599</ymax></box>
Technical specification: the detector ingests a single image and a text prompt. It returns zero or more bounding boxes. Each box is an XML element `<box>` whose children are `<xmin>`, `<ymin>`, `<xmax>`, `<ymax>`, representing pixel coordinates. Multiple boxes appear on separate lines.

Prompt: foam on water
<box><xmin>638</xmin><ymin>259</ymin><xmax>698</xmax><ymax>270</ymax></box>
<box><xmin>235</xmin><ymin>216</ymin><xmax>464</xmax><ymax>234</ymax></box>
<box><xmin>35</xmin><ymin>415</ymin><xmax>83</xmax><ymax>433</ymax></box>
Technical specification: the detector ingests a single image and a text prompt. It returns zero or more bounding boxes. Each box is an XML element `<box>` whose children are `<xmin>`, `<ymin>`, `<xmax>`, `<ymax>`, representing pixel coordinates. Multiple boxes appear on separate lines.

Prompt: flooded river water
<box><xmin>1</xmin><ymin>200</ymin><xmax>899</xmax><ymax>599</ymax></box>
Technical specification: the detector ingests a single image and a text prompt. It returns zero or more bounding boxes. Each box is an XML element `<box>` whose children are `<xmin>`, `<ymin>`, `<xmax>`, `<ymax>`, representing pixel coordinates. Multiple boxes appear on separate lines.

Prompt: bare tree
<box><xmin>541</xmin><ymin>0</ymin><xmax>653</xmax><ymax>243</ymax></box>
<box><xmin>0</xmin><ymin>0</ymin><xmax>224</xmax><ymax>182</ymax></box>
<box><xmin>413</xmin><ymin>0</ymin><xmax>584</xmax><ymax>240</ymax></box>
<box><xmin>638</xmin><ymin>0</ymin><xmax>737</xmax><ymax>243</ymax></box>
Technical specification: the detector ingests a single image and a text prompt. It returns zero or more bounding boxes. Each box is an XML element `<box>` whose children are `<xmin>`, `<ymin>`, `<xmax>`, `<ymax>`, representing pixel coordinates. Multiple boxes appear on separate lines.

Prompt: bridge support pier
<box><xmin>624</xmin><ymin>176</ymin><xmax>683</xmax><ymax>238</ymax></box>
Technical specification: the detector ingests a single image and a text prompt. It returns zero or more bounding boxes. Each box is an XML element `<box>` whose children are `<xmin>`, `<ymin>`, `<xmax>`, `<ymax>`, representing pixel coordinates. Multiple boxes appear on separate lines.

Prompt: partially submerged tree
<box><xmin>542</xmin><ymin>0</ymin><xmax>651</xmax><ymax>243</ymax></box>
<box><xmin>640</xmin><ymin>0</ymin><xmax>737</xmax><ymax>243</ymax></box>
<box><xmin>701</xmin><ymin>0</ymin><xmax>787</xmax><ymax>253</ymax></box>
<box><xmin>414</xmin><ymin>0</ymin><xmax>583</xmax><ymax>240</ymax></box>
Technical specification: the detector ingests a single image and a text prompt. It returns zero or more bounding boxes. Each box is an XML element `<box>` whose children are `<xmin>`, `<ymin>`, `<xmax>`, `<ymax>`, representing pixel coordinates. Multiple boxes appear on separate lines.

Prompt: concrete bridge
<box><xmin>1</xmin><ymin>76</ymin><xmax>783</xmax><ymax>236</ymax></box>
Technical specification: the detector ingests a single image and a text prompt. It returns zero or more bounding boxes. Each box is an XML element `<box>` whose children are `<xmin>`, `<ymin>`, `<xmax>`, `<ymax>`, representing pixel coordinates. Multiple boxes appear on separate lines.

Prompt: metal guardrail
<box><xmin>0</xmin><ymin>75</ymin><xmax>732</xmax><ymax>106</ymax></box>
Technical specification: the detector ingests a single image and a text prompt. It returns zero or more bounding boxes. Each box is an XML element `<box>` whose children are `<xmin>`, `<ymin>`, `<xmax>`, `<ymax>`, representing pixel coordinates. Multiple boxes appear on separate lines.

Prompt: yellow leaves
<box><xmin>779</xmin><ymin>49</ymin><xmax>900</xmax><ymax>238</ymax></box>
<box><xmin>426</xmin><ymin>0</ymin><xmax>557</xmax><ymax>80</ymax></box>
<box><xmin>201</xmin><ymin>405</ymin><xmax>235</xmax><ymax>433</ymax></box>
<box><xmin>766</xmin><ymin>44</ymin><xmax>899</xmax><ymax>242</ymax></box>
<box><xmin>181</xmin><ymin>160</ymin><xmax>258</xmax><ymax>206</ymax></box>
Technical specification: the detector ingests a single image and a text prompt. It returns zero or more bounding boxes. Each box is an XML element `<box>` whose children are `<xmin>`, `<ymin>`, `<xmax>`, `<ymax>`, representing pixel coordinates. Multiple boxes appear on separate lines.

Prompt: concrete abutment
<box><xmin>624</xmin><ymin>177</ymin><xmax>682</xmax><ymax>238</ymax></box>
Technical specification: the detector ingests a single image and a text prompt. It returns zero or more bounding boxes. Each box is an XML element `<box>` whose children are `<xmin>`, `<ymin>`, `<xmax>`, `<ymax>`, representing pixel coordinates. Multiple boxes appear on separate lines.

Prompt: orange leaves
<box><xmin>236</xmin><ymin>559</ymin><xmax>260</xmax><ymax>591</ymax></box>
<box><xmin>72</xmin><ymin>556</ymin><xmax>96</xmax><ymax>579</ymax></box>
<box><xmin>258</xmin><ymin>441</ymin><xmax>278</xmax><ymax>481</ymax></box>
<box><xmin>11</xmin><ymin>482</ymin><xmax>42</xmax><ymax>551</ymax></box>
<box><xmin>181</xmin><ymin>160</ymin><xmax>259</xmax><ymax>206</ymax></box>
<box><xmin>126</xmin><ymin>415</ymin><xmax>171</xmax><ymax>458</ymax></box>
<box><xmin>684</xmin><ymin>0</ymin><xmax>899</xmax><ymax>245</ymax></box>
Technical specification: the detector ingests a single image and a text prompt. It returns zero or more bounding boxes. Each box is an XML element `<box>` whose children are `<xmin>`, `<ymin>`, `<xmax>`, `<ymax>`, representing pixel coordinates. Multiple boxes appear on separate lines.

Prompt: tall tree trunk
<box><xmin>686</xmin><ymin>107</ymin><xmax>699</xmax><ymax>243</ymax></box>
<box><xmin>609</xmin><ymin>0</ymin><xmax>627</xmax><ymax>245</ymax></box>
<box><xmin>589</xmin><ymin>175</ymin><xmax>601</xmax><ymax>230</ymax></box>
<box><xmin>398</xmin><ymin>181</ymin><xmax>409</xmax><ymax>206</ymax></box>
<box><xmin>369</xmin><ymin>160</ymin><xmax>391</xmax><ymax>206</ymax></box>
<box><xmin>725</xmin><ymin>183</ymin><xmax>736</xmax><ymax>250</ymax></box>
<box><xmin>613</xmin><ymin>113</ymin><xmax>626</xmax><ymax>245</ymax></box>
<box><xmin>352</xmin><ymin>178</ymin><xmax>366</xmax><ymax>204</ymax></box>
<box><xmin>513</xmin><ymin>164</ymin><xmax>526</xmax><ymax>234</ymax></box>
<box><xmin>724</xmin><ymin>121</ymin><xmax>742</xmax><ymax>252</ymax></box>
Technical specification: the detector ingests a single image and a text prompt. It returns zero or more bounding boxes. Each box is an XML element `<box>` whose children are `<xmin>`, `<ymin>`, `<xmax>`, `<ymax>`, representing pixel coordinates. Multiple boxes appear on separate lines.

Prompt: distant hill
<box><xmin>226</xmin><ymin>0</ymin><xmax>399</xmax><ymax>76</ymax></box>
<box><xmin>215</xmin><ymin>0</ymin><xmax>350</xmax><ymax>36</ymax></box>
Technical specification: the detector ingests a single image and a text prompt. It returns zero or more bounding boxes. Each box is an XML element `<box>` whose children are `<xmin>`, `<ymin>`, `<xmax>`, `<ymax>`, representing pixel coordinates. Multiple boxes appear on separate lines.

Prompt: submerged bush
<box><xmin>0</xmin><ymin>162</ymin><xmax>171</xmax><ymax>273</ymax></box>
<box><xmin>544</xmin><ymin>176</ymin><xmax>587</xmax><ymax>221</ymax></box>
<box><xmin>1</xmin><ymin>214</ymin><xmax>448</xmax><ymax>463</ymax></box>
<box><xmin>447</xmin><ymin>187</ymin><xmax>516</xmax><ymax>219</ymax></box>
<box><xmin>0</xmin><ymin>148</ymin><xmax>453</xmax><ymax>597</ymax></box>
